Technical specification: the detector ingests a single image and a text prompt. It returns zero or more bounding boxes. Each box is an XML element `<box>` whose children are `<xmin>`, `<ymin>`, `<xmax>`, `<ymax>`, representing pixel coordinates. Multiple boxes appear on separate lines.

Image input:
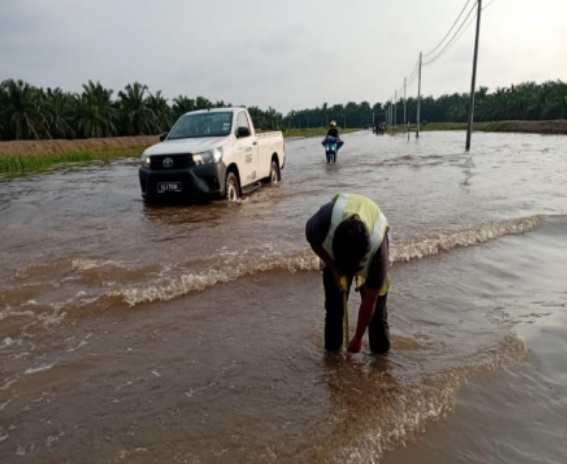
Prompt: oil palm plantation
<box><xmin>77</xmin><ymin>81</ymin><xmax>117</xmax><ymax>138</ymax></box>
<box><xmin>171</xmin><ymin>96</ymin><xmax>196</xmax><ymax>120</ymax></box>
<box><xmin>42</xmin><ymin>87</ymin><xmax>76</xmax><ymax>138</ymax></box>
<box><xmin>0</xmin><ymin>79</ymin><xmax>44</xmax><ymax>140</ymax></box>
<box><xmin>1</xmin><ymin>78</ymin><xmax>567</xmax><ymax>141</ymax></box>
<box><xmin>145</xmin><ymin>90</ymin><xmax>172</xmax><ymax>132</ymax></box>
<box><xmin>117</xmin><ymin>82</ymin><xmax>158</xmax><ymax>136</ymax></box>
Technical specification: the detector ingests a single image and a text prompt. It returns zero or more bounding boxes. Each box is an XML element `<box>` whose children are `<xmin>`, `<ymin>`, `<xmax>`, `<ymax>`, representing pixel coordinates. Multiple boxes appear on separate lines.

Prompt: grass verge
<box><xmin>388</xmin><ymin>120</ymin><xmax>567</xmax><ymax>134</ymax></box>
<box><xmin>282</xmin><ymin>127</ymin><xmax>360</xmax><ymax>138</ymax></box>
<box><xmin>0</xmin><ymin>147</ymin><xmax>144</xmax><ymax>176</ymax></box>
<box><xmin>387</xmin><ymin>122</ymin><xmax>468</xmax><ymax>134</ymax></box>
<box><xmin>0</xmin><ymin>129</ymin><xmax>363</xmax><ymax>178</ymax></box>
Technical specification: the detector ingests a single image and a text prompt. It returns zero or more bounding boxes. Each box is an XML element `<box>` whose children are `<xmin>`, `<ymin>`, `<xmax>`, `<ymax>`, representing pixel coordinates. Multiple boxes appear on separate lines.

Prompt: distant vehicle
<box><xmin>139</xmin><ymin>108</ymin><xmax>285</xmax><ymax>201</ymax></box>
<box><xmin>322</xmin><ymin>136</ymin><xmax>343</xmax><ymax>163</ymax></box>
<box><xmin>373</xmin><ymin>122</ymin><xmax>386</xmax><ymax>135</ymax></box>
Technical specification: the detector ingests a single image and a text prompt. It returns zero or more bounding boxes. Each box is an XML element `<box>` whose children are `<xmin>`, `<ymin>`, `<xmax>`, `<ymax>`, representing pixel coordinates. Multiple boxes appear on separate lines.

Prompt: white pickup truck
<box><xmin>139</xmin><ymin>108</ymin><xmax>285</xmax><ymax>201</ymax></box>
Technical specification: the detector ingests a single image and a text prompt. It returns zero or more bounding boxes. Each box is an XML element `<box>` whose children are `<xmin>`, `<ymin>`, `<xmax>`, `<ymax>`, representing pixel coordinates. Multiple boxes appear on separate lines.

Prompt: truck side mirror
<box><xmin>159</xmin><ymin>132</ymin><xmax>169</xmax><ymax>142</ymax></box>
<box><xmin>236</xmin><ymin>127</ymin><xmax>251</xmax><ymax>138</ymax></box>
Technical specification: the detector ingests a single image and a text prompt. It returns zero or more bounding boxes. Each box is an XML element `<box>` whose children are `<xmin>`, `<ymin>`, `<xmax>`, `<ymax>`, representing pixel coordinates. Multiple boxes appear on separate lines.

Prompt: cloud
<box><xmin>1</xmin><ymin>0</ymin><xmax>566</xmax><ymax>112</ymax></box>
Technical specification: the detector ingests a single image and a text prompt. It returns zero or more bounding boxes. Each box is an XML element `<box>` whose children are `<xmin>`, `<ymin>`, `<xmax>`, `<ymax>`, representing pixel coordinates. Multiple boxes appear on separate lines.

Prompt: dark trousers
<box><xmin>322</xmin><ymin>268</ymin><xmax>390</xmax><ymax>354</ymax></box>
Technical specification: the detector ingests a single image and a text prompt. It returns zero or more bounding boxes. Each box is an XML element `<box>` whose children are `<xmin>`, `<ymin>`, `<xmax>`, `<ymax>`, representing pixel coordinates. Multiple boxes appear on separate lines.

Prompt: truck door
<box><xmin>234</xmin><ymin>111</ymin><xmax>258</xmax><ymax>187</ymax></box>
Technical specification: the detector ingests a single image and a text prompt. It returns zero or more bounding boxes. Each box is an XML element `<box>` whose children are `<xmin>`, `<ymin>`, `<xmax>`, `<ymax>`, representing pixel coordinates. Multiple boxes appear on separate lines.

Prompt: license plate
<box><xmin>157</xmin><ymin>182</ymin><xmax>182</xmax><ymax>193</ymax></box>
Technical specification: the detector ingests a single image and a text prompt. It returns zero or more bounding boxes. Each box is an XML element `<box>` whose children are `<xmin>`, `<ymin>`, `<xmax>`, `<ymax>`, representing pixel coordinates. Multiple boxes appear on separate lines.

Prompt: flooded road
<box><xmin>1</xmin><ymin>131</ymin><xmax>567</xmax><ymax>463</ymax></box>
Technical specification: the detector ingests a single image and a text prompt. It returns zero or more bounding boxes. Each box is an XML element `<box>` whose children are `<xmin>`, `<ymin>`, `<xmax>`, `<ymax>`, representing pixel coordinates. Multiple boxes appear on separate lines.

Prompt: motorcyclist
<box><xmin>326</xmin><ymin>120</ymin><xmax>340</xmax><ymax>139</ymax></box>
<box><xmin>323</xmin><ymin>121</ymin><xmax>344</xmax><ymax>149</ymax></box>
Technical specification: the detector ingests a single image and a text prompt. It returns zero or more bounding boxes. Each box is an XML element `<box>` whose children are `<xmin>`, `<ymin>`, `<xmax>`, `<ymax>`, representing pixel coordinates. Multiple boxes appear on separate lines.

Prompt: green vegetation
<box><xmin>0</xmin><ymin>147</ymin><xmax>143</xmax><ymax>176</ymax></box>
<box><xmin>1</xmin><ymin>78</ymin><xmax>566</xmax><ymax>142</ymax></box>
<box><xmin>480</xmin><ymin>121</ymin><xmax>511</xmax><ymax>131</ymax></box>
<box><xmin>421</xmin><ymin>122</ymin><xmax>468</xmax><ymax>131</ymax></box>
<box><xmin>388</xmin><ymin>120</ymin><xmax>567</xmax><ymax>135</ymax></box>
<box><xmin>0</xmin><ymin>128</ymin><xmax>363</xmax><ymax>177</ymax></box>
<box><xmin>0</xmin><ymin>79</ymin><xmax>284</xmax><ymax>141</ymax></box>
<box><xmin>281</xmin><ymin>127</ymin><xmax>359</xmax><ymax>138</ymax></box>
<box><xmin>284</xmin><ymin>81</ymin><xmax>567</xmax><ymax>128</ymax></box>
<box><xmin>387</xmin><ymin>122</ymin><xmax>467</xmax><ymax>133</ymax></box>
<box><xmin>285</xmin><ymin>102</ymin><xmax>377</xmax><ymax>130</ymax></box>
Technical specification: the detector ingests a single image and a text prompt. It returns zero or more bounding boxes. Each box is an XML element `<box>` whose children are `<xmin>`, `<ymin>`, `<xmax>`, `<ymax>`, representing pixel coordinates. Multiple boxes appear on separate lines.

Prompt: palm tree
<box><xmin>172</xmin><ymin>96</ymin><xmax>196</xmax><ymax>120</ymax></box>
<box><xmin>540</xmin><ymin>80</ymin><xmax>567</xmax><ymax>120</ymax></box>
<box><xmin>78</xmin><ymin>81</ymin><xmax>117</xmax><ymax>138</ymax></box>
<box><xmin>265</xmin><ymin>107</ymin><xmax>281</xmax><ymax>130</ymax></box>
<box><xmin>247</xmin><ymin>106</ymin><xmax>266</xmax><ymax>129</ymax></box>
<box><xmin>0</xmin><ymin>79</ymin><xmax>44</xmax><ymax>140</ymax></box>
<box><xmin>145</xmin><ymin>90</ymin><xmax>171</xmax><ymax>132</ymax></box>
<box><xmin>195</xmin><ymin>96</ymin><xmax>212</xmax><ymax>110</ymax></box>
<box><xmin>117</xmin><ymin>82</ymin><xmax>157</xmax><ymax>135</ymax></box>
<box><xmin>42</xmin><ymin>87</ymin><xmax>76</xmax><ymax>138</ymax></box>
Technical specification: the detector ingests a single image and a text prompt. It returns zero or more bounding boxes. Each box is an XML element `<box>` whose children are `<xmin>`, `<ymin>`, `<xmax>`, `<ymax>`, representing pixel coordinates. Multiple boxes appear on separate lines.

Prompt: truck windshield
<box><xmin>168</xmin><ymin>112</ymin><xmax>233</xmax><ymax>139</ymax></box>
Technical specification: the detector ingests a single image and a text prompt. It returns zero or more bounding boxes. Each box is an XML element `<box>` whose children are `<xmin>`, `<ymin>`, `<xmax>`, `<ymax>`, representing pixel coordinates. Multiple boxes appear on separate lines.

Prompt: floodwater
<box><xmin>1</xmin><ymin>130</ymin><xmax>566</xmax><ymax>463</ymax></box>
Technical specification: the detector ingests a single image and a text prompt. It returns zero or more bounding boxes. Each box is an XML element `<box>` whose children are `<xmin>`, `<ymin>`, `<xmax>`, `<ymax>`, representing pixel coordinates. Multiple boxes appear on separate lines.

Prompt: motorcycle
<box><xmin>322</xmin><ymin>136</ymin><xmax>344</xmax><ymax>163</ymax></box>
<box><xmin>373</xmin><ymin>124</ymin><xmax>386</xmax><ymax>135</ymax></box>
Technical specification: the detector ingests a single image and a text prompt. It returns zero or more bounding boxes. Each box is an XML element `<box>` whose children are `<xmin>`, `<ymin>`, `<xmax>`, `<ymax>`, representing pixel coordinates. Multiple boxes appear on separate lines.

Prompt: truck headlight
<box><xmin>141</xmin><ymin>154</ymin><xmax>151</xmax><ymax>167</ymax></box>
<box><xmin>193</xmin><ymin>147</ymin><xmax>223</xmax><ymax>165</ymax></box>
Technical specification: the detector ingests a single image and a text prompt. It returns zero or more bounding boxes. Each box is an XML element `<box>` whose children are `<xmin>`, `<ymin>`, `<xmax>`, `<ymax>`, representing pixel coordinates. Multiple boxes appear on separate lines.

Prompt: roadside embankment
<box><xmin>0</xmin><ymin>129</ymin><xmax>361</xmax><ymax>176</ymax></box>
<box><xmin>281</xmin><ymin>127</ymin><xmax>359</xmax><ymax>138</ymax></box>
<box><xmin>388</xmin><ymin>120</ymin><xmax>567</xmax><ymax>135</ymax></box>
<box><xmin>476</xmin><ymin>120</ymin><xmax>567</xmax><ymax>134</ymax></box>
<box><xmin>0</xmin><ymin>148</ymin><xmax>145</xmax><ymax>175</ymax></box>
<box><xmin>0</xmin><ymin>135</ymin><xmax>159</xmax><ymax>157</ymax></box>
<box><xmin>0</xmin><ymin>136</ymin><xmax>158</xmax><ymax>176</ymax></box>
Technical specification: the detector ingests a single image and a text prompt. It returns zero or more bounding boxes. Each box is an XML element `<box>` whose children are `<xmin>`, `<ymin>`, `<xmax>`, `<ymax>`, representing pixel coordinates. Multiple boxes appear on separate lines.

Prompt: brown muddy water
<box><xmin>1</xmin><ymin>131</ymin><xmax>567</xmax><ymax>463</ymax></box>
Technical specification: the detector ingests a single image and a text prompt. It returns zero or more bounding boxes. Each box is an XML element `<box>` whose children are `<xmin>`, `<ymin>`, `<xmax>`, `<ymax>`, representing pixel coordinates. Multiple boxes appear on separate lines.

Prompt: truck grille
<box><xmin>149</xmin><ymin>154</ymin><xmax>194</xmax><ymax>170</ymax></box>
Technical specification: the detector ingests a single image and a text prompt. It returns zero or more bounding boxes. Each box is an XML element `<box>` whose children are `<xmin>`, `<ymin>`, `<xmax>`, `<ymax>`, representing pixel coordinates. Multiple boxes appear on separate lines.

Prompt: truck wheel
<box><xmin>269</xmin><ymin>160</ymin><xmax>280</xmax><ymax>183</ymax></box>
<box><xmin>225</xmin><ymin>172</ymin><xmax>240</xmax><ymax>201</ymax></box>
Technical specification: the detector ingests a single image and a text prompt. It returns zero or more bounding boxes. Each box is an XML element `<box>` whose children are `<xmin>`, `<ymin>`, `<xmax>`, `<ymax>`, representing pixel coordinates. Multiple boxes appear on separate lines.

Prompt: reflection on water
<box><xmin>1</xmin><ymin>131</ymin><xmax>567</xmax><ymax>463</ymax></box>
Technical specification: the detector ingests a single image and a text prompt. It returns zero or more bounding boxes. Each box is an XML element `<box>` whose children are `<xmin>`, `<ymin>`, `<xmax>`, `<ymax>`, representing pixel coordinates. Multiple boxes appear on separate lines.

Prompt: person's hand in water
<box><xmin>347</xmin><ymin>337</ymin><xmax>362</xmax><ymax>353</ymax></box>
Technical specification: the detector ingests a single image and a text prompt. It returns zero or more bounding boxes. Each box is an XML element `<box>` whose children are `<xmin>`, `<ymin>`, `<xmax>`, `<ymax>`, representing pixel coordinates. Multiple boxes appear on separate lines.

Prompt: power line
<box><xmin>423</xmin><ymin>0</ymin><xmax>474</xmax><ymax>57</ymax></box>
<box><xmin>423</xmin><ymin>1</ymin><xmax>477</xmax><ymax>66</ymax></box>
<box><xmin>422</xmin><ymin>0</ymin><xmax>495</xmax><ymax>68</ymax></box>
<box><xmin>450</xmin><ymin>3</ymin><xmax>481</xmax><ymax>49</ymax></box>
<box><xmin>407</xmin><ymin>63</ymin><xmax>420</xmax><ymax>84</ymax></box>
<box><xmin>397</xmin><ymin>58</ymin><xmax>420</xmax><ymax>93</ymax></box>
<box><xmin>407</xmin><ymin>66</ymin><xmax>420</xmax><ymax>86</ymax></box>
<box><xmin>407</xmin><ymin>58</ymin><xmax>420</xmax><ymax>81</ymax></box>
<box><xmin>389</xmin><ymin>0</ymin><xmax>497</xmax><ymax>133</ymax></box>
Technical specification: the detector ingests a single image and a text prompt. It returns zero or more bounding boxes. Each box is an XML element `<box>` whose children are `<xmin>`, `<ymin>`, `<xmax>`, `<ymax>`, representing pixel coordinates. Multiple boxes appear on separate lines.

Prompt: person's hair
<box><xmin>332</xmin><ymin>215</ymin><xmax>370</xmax><ymax>275</ymax></box>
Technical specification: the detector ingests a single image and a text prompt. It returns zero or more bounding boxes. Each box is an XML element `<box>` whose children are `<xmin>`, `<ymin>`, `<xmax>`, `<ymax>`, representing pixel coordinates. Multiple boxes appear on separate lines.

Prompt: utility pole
<box><xmin>394</xmin><ymin>91</ymin><xmax>397</xmax><ymax>127</ymax></box>
<box><xmin>417</xmin><ymin>52</ymin><xmax>422</xmax><ymax>138</ymax></box>
<box><xmin>466</xmin><ymin>0</ymin><xmax>483</xmax><ymax>151</ymax></box>
<box><xmin>403</xmin><ymin>77</ymin><xmax>407</xmax><ymax>128</ymax></box>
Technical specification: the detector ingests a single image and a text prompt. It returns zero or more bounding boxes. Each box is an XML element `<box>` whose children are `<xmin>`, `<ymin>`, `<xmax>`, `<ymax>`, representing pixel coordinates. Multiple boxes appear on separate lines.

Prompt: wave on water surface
<box><xmin>0</xmin><ymin>215</ymin><xmax>547</xmax><ymax>315</ymax></box>
<box><xmin>113</xmin><ymin>215</ymin><xmax>544</xmax><ymax>307</ymax></box>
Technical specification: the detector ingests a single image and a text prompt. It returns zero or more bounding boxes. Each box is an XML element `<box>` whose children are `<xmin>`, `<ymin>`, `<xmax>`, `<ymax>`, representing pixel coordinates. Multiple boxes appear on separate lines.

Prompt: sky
<box><xmin>2</xmin><ymin>0</ymin><xmax>566</xmax><ymax>113</ymax></box>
